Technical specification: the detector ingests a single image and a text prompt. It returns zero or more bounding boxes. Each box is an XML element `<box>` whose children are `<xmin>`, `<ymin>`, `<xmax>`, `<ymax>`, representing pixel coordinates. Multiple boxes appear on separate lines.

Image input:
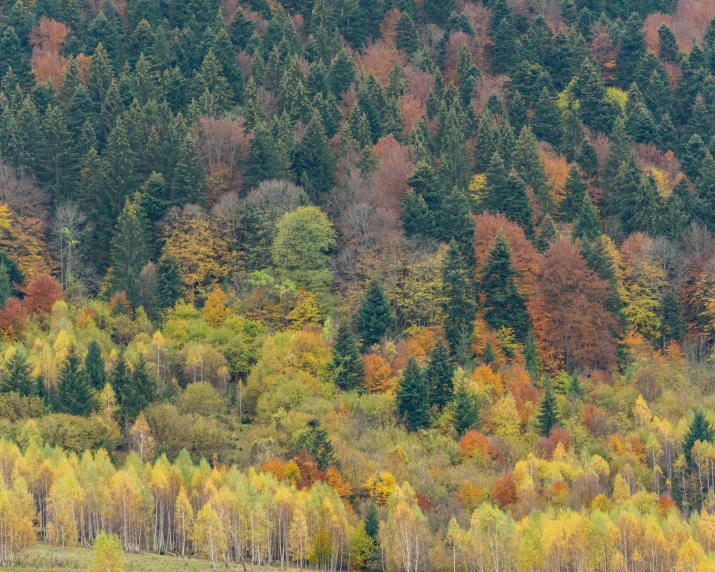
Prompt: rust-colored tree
<box><xmin>23</xmin><ymin>274</ymin><xmax>63</xmax><ymax>315</ymax></box>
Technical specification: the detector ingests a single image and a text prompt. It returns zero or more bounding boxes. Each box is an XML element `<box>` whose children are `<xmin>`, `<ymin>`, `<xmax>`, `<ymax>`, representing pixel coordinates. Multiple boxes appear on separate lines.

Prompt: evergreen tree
<box><xmin>481</xmin><ymin>231</ymin><xmax>530</xmax><ymax>340</ymax></box>
<box><xmin>109</xmin><ymin>194</ymin><xmax>153</xmax><ymax>305</ymax></box>
<box><xmin>532</xmin><ymin>87</ymin><xmax>562</xmax><ymax>146</ymax></box>
<box><xmin>84</xmin><ymin>341</ymin><xmax>106</xmax><ymax>392</ymax></box>
<box><xmin>423</xmin><ymin>0</ymin><xmax>454</xmax><ymax>26</ymax></box>
<box><xmin>441</xmin><ymin>240</ymin><xmax>477</xmax><ymax>360</ymax></box>
<box><xmin>57</xmin><ymin>346</ymin><xmax>94</xmax><ymax>416</ymax></box>
<box><xmin>437</xmin><ymin>188</ymin><xmax>475</xmax><ymax>255</ymax></box>
<box><xmin>513</xmin><ymin>126</ymin><xmax>549</xmax><ymax>205</ymax></box>
<box><xmin>395</xmin><ymin>12</ymin><xmax>419</xmax><ymax>55</ymax></box>
<box><xmin>292</xmin><ymin>112</ymin><xmax>335</xmax><ymax>199</ymax></box>
<box><xmin>328</xmin><ymin>47</ymin><xmax>355</xmax><ymax>96</ymax></box>
<box><xmin>660</xmin><ymin>289</ymin><xmax>686</xmax><ymax>347</ymax></box>
<box><xmin>104</xmin><ymin>118</ymin><xmax>140</xmax><ymax>219</ymax></box>
<box><xmin>616</xmin><ymin>13</ymin><xmax>646</xmax><ymax>88</ymax></box>
<box><xmin>537</xmin><ymin>382</ymin><xmax>559</xmax><ymax>436</ymax></box>
<box><xmin>357</xmin><ymin>281</ymin><xmax>393</xmax><ymax>348</ymax></box>
<box><xmin>331</xmin><ymin>321</ymin><xmax>364</xmax><ymax>391</ymax></box>
<box><xmin>501</xmin><ymin>171</ymin><xmax>534</xmax><ymax>237</ymax></box>
<box><xmin>483</xmin><ymin>152</ymin><xmax>509</xmax><ymax>213</ymax></box>
<box><xmin>365</xmin><ymin>504</ymin><xmax>379</xmax><ymax>539</ymax></box>
<box><xmin>560</xmin><ymin>165</ymin><xmax>588</xmax><ymax>222</ymax></box>
<box><xmin>396</xmin><ymin>357</ymin><xmax>429</xmax><ymax>432</ymax></box>
<box><xmin>401</xmin><ymin>192</ymin><xmax>433</xmax><ymax>239</ymax></box>
<box><xmin>525</xmin><ymin>329</ymin><xmax>539</xmax><ymax>381</ymax></box>
<box><xmin>452</xmin><ymin>380</ymin><xmax>480</xmax><ymax>436</ymax></box>
<box><xmin>425</xmin><ymin>339</ymin><xmax>454</xmax><ymax>410</ymax></box>
<box><xmin>1</xmin><ymin>351</ymin><xmax>34</xmax><ymax>397</ymax></box>
<box><xmin>658</xmin><ymin>25</ymin><xmax>677</xmax><ymax>63</ymax></box>
<box><xmin>156</xmin><ymin>254</ymin><xmax>183</xmax><ymax>312</ymax></box>
<box><xmin>575</xmin><ymin>194</ymin><xmax>601</xmax><ymax>243</ymax></box>
<box><xmin>456</xmin><ymin>44</ymin><xmax>480</xmax><ymax>107</ymax></box>
<box><xmin>536</xmin><ymin>214</ymin><xmax>557</xmax><ymax>253</ymax></box>
<box><xmin>577</xmin><ymin>139</ymin><xmax>599</xmax><ymax>179</ymax></box>
<box><xmin>122</xmin><ymin>355</ymin><xmax>156</xmax><ymax>424</ymax></box>
<box><xmin>0</xmin><ymin>263</ymin><xmax>12</xmax><ymax>308</ymax></box>
<box><xmin>684</xmin><ymin>411</ymin><xmax>715</xmax><ymax>466</ymax></box>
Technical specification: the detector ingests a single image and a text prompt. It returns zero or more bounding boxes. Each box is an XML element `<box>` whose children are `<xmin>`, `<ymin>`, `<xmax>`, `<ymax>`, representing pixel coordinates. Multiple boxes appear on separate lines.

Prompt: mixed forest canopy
<box><xmin>6</xmin><ymin>0</ymin><xmax>715</xmax><ymax>569</ymax></box>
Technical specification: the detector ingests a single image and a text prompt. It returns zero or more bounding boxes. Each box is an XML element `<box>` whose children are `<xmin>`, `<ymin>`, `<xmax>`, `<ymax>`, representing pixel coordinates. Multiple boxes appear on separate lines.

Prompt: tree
<box><xmin>395</xmin><ymin>13</ymin><xmax>419</xmax><ymax>54</ymax></box>
<box><xmin>616</xmin><ymin>13</ymin><xmax>645</xmax><ymax>88</ymax></box>
<box><xmin>23</xmin><ymin>274</ymin><xmax>63</xmax><ymax>315</ymax></box>
<box><xmin>296</xmin><ymin>418</ymin><xmax>337</xmax><ymax>470</ymax></box>
<box><xmin>156</xmin><ymin>254</ymin><xmax>183</xmax><ymax>311</ymax></box>
<box><xmin>537</xmin><ymin>382</ymin><xmax>559</xmax><ymax>436</ymax></box>
<box><xmin>57</xmin><ymin>346</ymin><xmax>94</xmax><ymax>416</ymax></box>
<box><xmin>560</xmin><ymin>165</ymin><xmax>587</xmax><ymax>222</ymax></box>
<box><xmin>192</xmin><ymin>503</ymin><xmax>226</xmax><ymax>571</ymax></box>
<box><xmin>357</xmin><ymin>281</ymin><xmax>393</xmax><ymax>349</ymax></box>
<box><xmin>536</xmin><ymin>215</ymin><xmax>557</xmax><ymax>253</ymax></box>
<box><xmin>660</xmin><ymin>289</ymin><xmax>686</xmax><ymax>347</ymax></box>
<box><xmin>1</xmin><ymin>351</ymin><xmax>34</xmax><ymax>396</ymax></box>
<box><xmin>425</xmin><ymin>339</ymin><xmax>454</xmax><ymax>409</ymax></box>
<box><xmin>272</xmin><ymin>206</ymin><xmax>336</xmax><ymax>297</ymax></box>
<box><xmin>684</xmin><ymin>411</ymin><xmax>715</xmax><ymax>466</ymax></box>
<box><xmin>122</xmin><ymin>356</ymin><xmax>156</xmax><ymax>424</ymax></box>
<box><xmin>452</xmin><ymin>377</ymin><xmax>480</xmax><ymax>436</ymax></box>
<box><xmin>89</xmin><ymin>532</ymin><xmax>124</xmax><ymax>572</ymax></box>
<box><xmin>331</xmin><ymin>321</ymin><xmax>364</xmax><ymax>391</ymax></box>
<box><xmin>658</xmin><ymin>25</ymin><xmax>677</xmax><ymax>62</ymax></box>
<box><xmin>575</xmin><ymin>194</ymin><xmax>601</xmax><ymax>243</ymax></box>
<box><xmin>532</xmin><ymin>87</ymin><xmax>562</xmax><ymax>146</ymax></box>
<box><xmin>292</xmin><ymin>112</ymin><xmax>334</xmax><ymax>199</ymax></box>
<box><xmin>442</xmin><ymin>240</ymin><xmax>477</xmax><ymax>360</ymax></box>
<box><xmin>0</xmin><ymin>263</ymin><xmax>11</xmax><ymax>308</ymax></box>
<box><xmin>108</xmin><ymin>194</ymin><xmax>153</xmax><ymax>305</ymax></box>
<box><xmin>481</xmin><ymin>231</ymin><xmax>530</xmax><ymax>340</ymax></box>
<box><xmin>84</xmin><ymin>340</ymin><xmax>106</xmax><ymax>391</ymax></box>
<box><xmin>396</xmin><ymin>357</ymin><xmax>429</xmax><ymax>431</ymax></box>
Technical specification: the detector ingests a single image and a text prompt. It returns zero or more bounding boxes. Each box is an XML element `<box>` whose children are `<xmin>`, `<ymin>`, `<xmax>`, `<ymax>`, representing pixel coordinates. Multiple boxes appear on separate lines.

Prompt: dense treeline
<box><xmin>5</xmin><ymin>0</ymin><xmax>715</xmax><ymax>568</ymax></box>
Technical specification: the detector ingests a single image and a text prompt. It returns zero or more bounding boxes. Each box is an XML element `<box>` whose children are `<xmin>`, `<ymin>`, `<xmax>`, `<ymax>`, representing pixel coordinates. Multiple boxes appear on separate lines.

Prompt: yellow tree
<box><xmin>193</xmin><ymin>502</ymin><xmax>226</xmax><ymax>570</ymax></box>
<box><xmin>0</xmin><ymin>477</ymin><xmax>37</xmax><ymax>566</ymax></box>
<box><xmin>47</xmin><ymin>473</ymin><xmax>85</xmax><ymax>564</ymax></box>
<box><xmin>174</xmin><ymin>485</ymin><xmax>194</xmax><ymax>556</ymax></box>
<box><xmin>89</xmin><ymin>532</ymin><xmax>124</xmax><ymax>572</ymax></box>
<box><xmin>380</xmin><ymin>482</ymin><xmax>431</xmax><ymax>572</ymax></box>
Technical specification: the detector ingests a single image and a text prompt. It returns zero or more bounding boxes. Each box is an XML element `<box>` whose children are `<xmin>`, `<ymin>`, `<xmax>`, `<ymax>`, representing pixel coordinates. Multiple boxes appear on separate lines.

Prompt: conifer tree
<box><xmin>104</xmin><ymin>118</ymin><xmax>140</xmax><ymax>219</ymax></box>
<box><xmin>660</xmin><ymin>289</ymin><xmax>686</xmax><ymax>347</ymax></box>
<box><xmin>441</xmin><ymin>241</ymin><xmax>477</xmax><ymax>360</ymax></box>
<box><xmin>452</xmin><ymin>380</ymin><xmax>480</xmax><ymax>436</ymax></box>
<box><xmin>297</xmin><ymin>418</ymin><xmax>337</xmax><ymax>470</ymax></box>
<box><xmin>84</xmin><ymin>341</ymin><xmax>106</xmax><ymax>392</ymax></box>
<box><xmin>658</xmin><ymin>25</ymin><xmax>677</xmax><ymax>62</ymax></box>
<box><xmin>532</xmin><ymin>87</ymin><xmax>562</xmax><ymax>146</ymax></box>
<box><xmin>525</xmin><ymin>329</ymin><xmax>539</xmax><ymax>381</ymax></box>
<box><xmin>483</xmin><ymin>152</ymin><xmax>509</xmax><ymax>213</ymax></box>
<box><xmin>57</xmin><ymin>346</ymin><xmax>94</xmax><ymax>417</ymax></box>
<box><xmin>513</xmin><ymin>126</ymin><xmax>549</xmax><ymax>205</ymax></box>
<box><xmin>292</xmin><ymin>112</ymin><xmax>335</xmax><ymax>199</ymax></box>
<box><xmin>575</xmin><ymin>194</ymin><xmax>601</xmax><ymax>243</ymax></box>
<box><xmin>481</xmin><ymin>231</ymin><xmax>530</xmax><ymax>340</ymax></box>
<box><xmin>535</xmin><ymin>214</ymin><xmax>557</xmax><ymax>253</ymax></box>
<box><xmin>425</xmin><ymin>339</ymin><xmax>454</xmax><ymax>410</ymax></box>
<box><xmin>365</xmin><ymin>504</ymin><xmax>379</xmax><ymax>539</ymax></box>
<box><xmin>0</xmin><ymin>263</ymin><xmax>12</xmax><ymax>308</ymax></box>
<box><xmin>437</xmin><ymin>188</ymin><xmax>475</xmax><ymax>255</ymax></box>
<box><xmin>1</xmin><ymin>351</ymin><xmax>34</xmax><ymax>397</ymax></box>
<box><xmin>616</xmin><ymin>13</ymin><xmax>646</xmax><ymax>88</ymax></box>
<box><xmin>156</xmin><ymin>254</ymin><xmax>183</xmax><ymax>312</ymax></box>
<box><xmin>500</xmin><ymin>171</ymin><xmax>534</xmax><ymax>237</ymax></box>
<box><xmin>395</xmin><ymin>12</ymin><xmax>419</xmax><ymax>55</ymax></box>
<box><xmin>396</xmin><ymin>357</ymin><xmax>429</xmax><ymax>432</ymax></box>
<box><xmin>401</xmin><ymin>192</ymin><xmax>433</xmax><ymax>239</ymax></box>
<box><xmin>110</xmin><ymin>354</ymin><xmax>130</xmax><ymax>423</ymax></box>
<box><xmin>357</xmin><ymin>281</ymin><xmax>393</xmax><ymax>349</ymax></box>
<box><xmin>560</xmin><ymin>165</ymin><xmax>587</xmax><ymax>222</ymax></box>
<box><xmin>537</xmin><ymin>382</ymin><xmax>559</xmax><ymax>436</ymax></box>
<box><xmin>684</xmin><ymin>411</ymin><xmax>715</xmax><ymax>466</ymax></box>
<box><xmin>328</xmin><ymin>48</ymin><xmax>355</xmax><ymax>96</ymax></box>
<box><xmin>456</xmin><ymin>44</ymin><xmax>479</xmax><ymax>107</ymax></box>
<box><xmin>123</xmin><ymin>355</ymin><xmax>156</xmax><ymax>424</ymax></box>
<box><xmin>331</xmin><ymin>321</ymin><xmax>364</xmax><ymax>391</ymax></box>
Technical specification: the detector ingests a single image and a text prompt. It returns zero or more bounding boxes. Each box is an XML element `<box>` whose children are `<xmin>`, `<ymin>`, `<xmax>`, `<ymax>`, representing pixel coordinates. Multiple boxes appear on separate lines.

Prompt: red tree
<box><xmin>23</xmin><ymin>273</ymin><xmax>63</xmax><ymax>315</ymax></box>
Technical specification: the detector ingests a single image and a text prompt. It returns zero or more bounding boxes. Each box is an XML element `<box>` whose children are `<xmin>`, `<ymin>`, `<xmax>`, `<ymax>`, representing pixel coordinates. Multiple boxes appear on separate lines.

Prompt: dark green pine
<box><xmin>560</xmin><ymin>165</ymin><xmax>588</xmax><ymax>222</ymax></box>
<box><xmin>425</xmin><ymin>339</ymin><xmax>454</xmax><ymax>410</ymax></box>
<box><xmin>357</xmin><ymin>281</ymin><xmax>394</xmax><ymax>349</ymax></box>
<box><xmin>684</xmin><ymin>411</ymin><xmax>715</xmax><ymax>466</ymax></box>
<box><xmin>395</xmin><ymin>12</ymin><xmax>419</xmax><ymax>55</ymax></box>
<box><xmin>531</xmin><ymin>87</ymin><xmax>562</xmax><ymax>147</ymax></box>
<box><xmin>575</xmin><ymin>194</ymin><xmax>601</xmax><ymax>243</ymax></box>
<box><xmin>331</xmin><ymin>321</ymin><xmax>364</xmax><ymax>391</ymax></box>
<box><xmin>156</xmin><ymin>254</ymin><xmax>184</xmax><ymax>312</ymax></box>
<box><xmin>481</xmin><ymin>231</ymin><xmax>530</xmax><ymax>340</ymax></box>
<box><xmin>658</xmin><ymin>25</ymin><xmax>677</xmax><ymax>63</ymax></box>
<box><xmin>501</xmin><ymin>171</ymin><xmax>534</xmax><ymax>237</ymax></box>
<box><xmin>660</xmin><ymin>289</ymin><xmax>686</xmax><ymax>347</ymax></box>
<box><xmin>1</xmin><ymin>351</ymin><xmax>35</xmax><ymax>397</ymax></box>
<box><xmin>452</xmin><ymin>380</ymin><xmax>480</xmax><ymax>437</ymax></box>
<box><xmin>437</xmin><ymin>188</ymin><xmax>475</xmax><ymax>256</ymax></box>
<box><xmin>110</xmin><ymin>354</ymin><xmax>131</xmax><ymax>423</ymax></box>
<box><xmin>123</xmin><ymin>355</ymin><xmax>157</xmax><ymax>424</ymax></box>
<box><xmin>57</xmin><ymin>346</ymin><xmax>95</xmax><ymax>417</ymax></box>
<box><xmin>524</xmin><ymin>329</ymin><xmax>539</xmax><ymax>381</ymax></box>
<box><xmin>401</xmin><ymin>192</ymin><xmax>434</xmax><ymax>239</ymax></box>
<box><xmin>441</xmin><ymin>240</ymin><xmax>477</xmax><ymax>360</ymax></box>
<box><xmin>0</xmin><ymin>263</ymin><xmax>12</xmax><ymax>308</ymax></box>
<box><xmin>396</xmin><ymin>357</ymin><xmax>430</xmax><ymax>432</ymax></box>
<box><xmin>537</xmin><ymin>382</ymin><xmax>559</xmax><ymax>437</ymax></box>
<box><xmin>535</xmin><ymin>214</ymin><xmax>557</xmax><ymax>253</ymax></box>
<box><xmin>292</xmin><ymin>112</ymin><xmax>335</xmax><ymax>200</ymax></box>
<box><xmin>84</xmin><ymin>341</ymin><xmax>106</xmax><ymax>392</ymax></box>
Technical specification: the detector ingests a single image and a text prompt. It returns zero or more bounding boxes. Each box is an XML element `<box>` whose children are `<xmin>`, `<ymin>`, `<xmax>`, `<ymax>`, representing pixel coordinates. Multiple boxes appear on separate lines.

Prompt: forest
<box><xmin>4</xmin><ymin>0</ymin><xmax>715</xmax><ymax>568</ymax></box>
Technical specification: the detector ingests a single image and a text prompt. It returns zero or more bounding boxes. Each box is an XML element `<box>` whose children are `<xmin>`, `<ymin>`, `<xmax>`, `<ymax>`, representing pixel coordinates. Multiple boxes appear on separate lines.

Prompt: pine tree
<box><xmin>156</xmin><ymin>254</ymin><xmax>183</xmax><ymax>311</ymax></box>
<box><xmin>456</xmin><ymin>44</ymin><xmax>479</xmax><ymax>107</ymax></box>
<box><xmin>616</xmin><ymin>13</ymin><xmax>646</xmax><ymax>88</ymax></box>
<box><xmin>38</xmin><ymin>106</ymin><xmax>79</xmax><ymax>205</ymax></box>
<box><xmin>576</xmin><ymin>139</ymin><xmax>599</xmax><ymax>179</ymax></box>
<box><xmin>84</xmin><ymin>341</ymin><xmax>106</xmax><ymax>392</ymax></box>
<box><xmin>109</xmin><ymin>194</ymin><xmax>153</xmax><ymax>306</ymax></box>
<box><xmin>684</xmin><ymin>411</ymin><xmax>715</xmax><ymax>466</ymax></box>
<box><xmin>660</xmin><ymin>289</ymin><xmax>686</xmax><ymax>347</ymax></box>
<box><xmin>1</xmin><ymin>351</ymin><xmax>34</xmax><ymax>396</ymax></box>
<box><xmin>537</xmin><ymin>382</ymin><xmax>559</xmax><ymax>436</ymax></box>
<box><xmin>425</xmin><ymin>339</ymin><xmax>454</xmax><ymax>410</ymax></box>
<box><xmin>357</xmin><ymin>281</ymin><xmax>393</xmax><ymax>349</ymax></box>
<box><xmin>532</xmin><ymin>87</ymin><xmax>562</xmax><ymax>147</ymax></box>
<box><xmin>292</xmin><ymin>112</ymin><xmax>335</xmax><ymax>199</ymax></box>
<box><xmin>0</xmin><ymin>263</ymin><xmax>12</xmax><ymax>308</ymax></box>
<box><xmin>396</xmin><ymin>357</ymin><xmax>429</xmax><ymax>432</ymax></box>
<box><xmin>110</xmin><ymin>354</ymin><xmax>130</xmax><ymax>423</ymax></box>
<box><xmin>328</xmin><ymin>48</ymin><xmax>355</xmax><ymax>96</ymax></box>
<box><xmin>57</xmin><ymin>346</ymin><xmax>94</xmax><ymax>416</ymax></box>
<box><xmin>437</xmin><ymin>188</ymin><xmax>475</xmax><ymax>255</ymax></box>
<box><xmin>365</xmin><ymin>504</ymin><xmax>379</xmax><ymax>539</ymax></box>
<box><xmin>104</xmin><ymin>118</ymin><xmax>140</xmax><ymax>219</ymax></box>
<box><xmin>658</xmin><ymin>25</ymin><xmax>677</xmax><ymax>63</ymax></box>
<box><xmin>560</xmin><ymin>165</ymin><xmax>588</xmax><ymax>222</ymax></box>
<box><xmin>441</xmin><ymin>241</ymin><xmax>477</xmax><ymax>360</ymax></box>
<box><xmin>401</xmin><ymin>192</ymin><xmax>433</xmax><ymax>239</ymax></box>
<box><xmin>423</xmin><ymin>0</ymin><xmax>454</xmax><ymax>26</ymax></box>
<box><xmin>500</xmin><ymin>171</ymin><xmax>534</xmax><ymax>237</ymax></box>
<box><xmin>524</xmin><ymin>329</ymin><xmax>539</xmax><ymax>381</ymax></box>
<box><xmin>395</xmin><ymin>12</ymin><xmax>419</xmax><ymax>55</ymax></box>
<box><xmin>575</xmin><ymin>194</ymin><xmax>601</xmax><ymax>243</ymax></box>
<box><xmin>513</xmin><ymin>125</ymin><xmax>549</xmax><ymax>205</ymax></box>
<box><xmin>331</xmin><ymin>321</ymin><xmax>364</xmax><ymax>391</ymax></box>
<box><xmin>483</xmin><ymin>152</ymin><xmax>509</xmax><ymax>213</ymax></box>
<box><xmin>122</xmin><ymin>355</ymin><xmax>156</xmax><ymax>424</ymax></box>
<box><xmin>452</xmin><ymin>380</ymin><xmax>480</xmax><ymax>436</ymax></box>
<box><xmin>535</xmin><ymin>214</ymin><xmax>557</xmax><ymax>253</ymax></box>
<box><xmin>481</xmin><ymin>231</ymin><xmax>530</xmax><ymax>340</ymax></box>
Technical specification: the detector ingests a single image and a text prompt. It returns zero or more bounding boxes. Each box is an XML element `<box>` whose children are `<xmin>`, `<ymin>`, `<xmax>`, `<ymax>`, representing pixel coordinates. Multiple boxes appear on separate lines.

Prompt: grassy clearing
<box><xmin>8</xmin><ymin>543</ymin><xmax>279</xmax><ymax>572</ymax></box>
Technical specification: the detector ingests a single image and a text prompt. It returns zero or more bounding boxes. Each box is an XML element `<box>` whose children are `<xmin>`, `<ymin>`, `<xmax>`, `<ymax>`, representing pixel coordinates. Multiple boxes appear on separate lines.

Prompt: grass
<box><xmin>9</xmin><ymin>543</ymin><xmax>281</xmax><ymax>572</ymax></box>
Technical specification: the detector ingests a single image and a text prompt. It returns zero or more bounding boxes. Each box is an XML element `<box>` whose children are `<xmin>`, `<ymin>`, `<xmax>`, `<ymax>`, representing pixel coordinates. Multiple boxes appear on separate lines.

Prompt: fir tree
<box><xmin>658</xmin><ymin>25</ymin><xmax>677</xmax><ymax>63</ymax></box>
<box><xmin>452</xmin><ymin>380</ymin><xmax>480</xmax><ymax>436</ymax></box>
<box><xmin>575</xmin><ymin>194</ymin><xmax>601</xmax><ymax>243</ymax></box>
<box><xmin>396</xmin><ymin>357</ymin><xmax>429</xmax><ymax>432</ymax></box>
<box><xmin>122</xmin><ymin>355</ymin><xmax>156</xmax><ymax>424</ymax></box>
<box><xmin>425</xmin><ymin>339</ymin><xmax>454</xmax><ymax>410</ymax></box>
<box><xmin>297</xmin><ymin>418</ymin><xmax>337</xmax><ymax>470</ymax></box>
<box><xmin>560</xmin><ymin>165</ymin><xmax>588</xmax><ymax>222</ymax></box>
<box><xmin>660</xmin><ymin>289</ymin><xmax>686</xmax><ymax>347</ymax></box>
<box><xmin>525</xmin><ymin>329</ymin><xmax>539</xmax><ymax>381</ymax></box>
<box><xmin>331</xmin><ymin>321</ymin><xmax>364</xmax><ymax>391</ymax></box>
<box><xmin>537</xmin><ymin>382</ymin><xmax>559</xmax><ymax>436</ymax></box>
<box><xmin>0</xmin><ymin>263</ymin><xmax>12</xmax><ymax>308</ymax></box>
<box><xmin>328</xmin><ymin>48</ymin><xmax>355</xmax><ymax>96</ymax></box>
<box><xmin>481</xmin><ymin>231</ymin><xmax>530</xmax><ymax>340</ymax></box>
<box><xmin>616</xmin><ymin>13</ymin><xmax>646</xmax><ymax>88</ymax></box>
<box><xmin>513</xmin><ymin>125</ymin><xmax>549</xmax><ymax>205</ymax></box>
<box><xmin>395</xmin><ymin>12</ymin><xmax>419</xmax><ymax>55</ymax></box>
<box><xmin>292</xmin><ymin>112</ymin><xmax>335</xmax><ymax>199</ymax></box>
<box><xmin>401</xmin><ymin>192</ymin><xmax>433</xmax><ymax>239</ymax></box>
<box><xmin>684</xmin><ymin>411</ymin><xmax>715</xmax><ymax>466</ymax></box>
<box><xmin>535</xmin><ymin>214</ymin><xmax>557</xmax><ymax>253</ymax></box>
<box><xmin>501</xmin><ymin>171</ymin><xmax>534</xmax><ymax>237</ymax></box>
<box><xmin>57</xmin><ymin>346</ymin><xmax>94</xmax><ymax>417</ymax></box>
<box><xmin>84</xmin><ymin>341</ymin><xmax>106</xmax><ymax>392</ymax></box>
<box><xmin>357</xmin><ymin>281</ymin><xmax>394</xmax><ymax>349</ymax></box>
<box><xmin>437</xmin><ymin>188</ymin><xmax>475</xmax><ymax>255</ymax></box>
<box><xmin>441</xmin><ymin>241</ymin><xmax>477</xmax><ymax>361</ymax></box>
<box><xmin>156</xmin><ymin>254</ymin><xmax>183</xmax><ymax>312</ymax></box>
<box><xmin>532</xmin><ymin>87</ymin><xmax>562</xmax><ymax>147</ymax></box>
<box><xmin>1</xmin><ymin>351</ymin><xmax>34</xmax><ymax>397</ymax></box>
<box><xmin>365</xmin><ymin>504</ymin><xmax>379</xmax><ymax>539</ymax></box>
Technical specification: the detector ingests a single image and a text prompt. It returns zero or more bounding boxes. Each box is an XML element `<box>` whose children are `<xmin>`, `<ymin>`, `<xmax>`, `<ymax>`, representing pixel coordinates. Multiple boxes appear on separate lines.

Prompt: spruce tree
<box><xmin>616</xmin><ymin>13</ymin><xmax>646</xmax><ymax>88</ymax></box>
<box><xmin>297</xmin><ymin>418</ymin><xmax>338</xmax><ymax>470</ymax></box>
<box><xmin>1</xmin><ymin>351</ymin><xmax>34</xmax><ymax>396</ymax></box>
<box><xmin>560</xmin><ymin>165</ymin><xmax>588</xmax><ymax>222</ymax></box>
<box><xmin>535</xmin><ymin>214</ymin><xmax>557</xmax><ymax>253</ymax></box>
<box><xmin>658</xmin><ymin>25</ymin><xmax>677</xmax><ymax>63</ymax></box>
<box><xmin>396</xmin><ymin>357</ymin><xmax>429</xmax><ymax>432</ymax></box>
<box><xmin>331</xmin><ymin>321</ymin><xmax>364</xmax><ymax>391</ymax></box>
<box><xmin>0</xmin><ymin>263</ymin><xmax>12</xmax><ymax>308</ymax></box>
<box><xmin>292</xmin><ymin>112</ymin><xmax>335</xmax><ymax>199</ymax></box>
<box><xmin>123</xmin><ymin>355</ymin><xmax>156</xmax><ymax>424</ymax></box>
<box><xmin>483</xmin><ymin>152</ymin><xmax>509</xmax><ymax>213</ymax></box>
<box><xmin>441</xmin><ymin>241</ymin><xmax>477</xmax><ymax>360</ymax></box>
<box><xmin>110</xmin><ymin>354</ymin><xmax>130</xmax><ymax>421</ymax></box>
<box><xmin>513</xmin><ymin>126</ymin><xmax>549</xmax><ymax>205</ymax></box>
<box><xmin>57</xmin><ymin>346</ymin><xmax>94</xmax><ymax>417</ymax></box>
<box><xmin>501</xmin><ymin>171</ymin><xmax>534</xmax><ymax>237</ymax></box>
<box><xmin>84</xmin><ymin>341</ymin><xmax>106</xmax><ymax>392</ymax></box>
<box><xmin>395</xmin><ymin>12</ymin><xmax>419</xmax><ymax>55</ymax></box>
<box><xmin>481</xmin><ymin>231</ymin><xmax>530</xmax><ymax>340</ymax></box>
<box><xmin>532</xmin><ymin>87</ymin><xmax>562</xmax><ymax>147</ymax></box>
<box><xmin>525</xmin><ymin>329</ymin><xmax>539</xmax><ymax>381</ymax></box>
<box><xmin>401</xmin><ymin>192</ymin><xmax>433</xmax><ymax>239</ymax></box>
<box><xmin>575</xmin><ymin>194</ymin><xmax>601</xmax><ymax>243</ymax></box>
<box><xmin>452</xmin><ymin>380</ymin><xmax>480</xmax><ymax>437</ymax></box>
<box><xmin>684</xmin><ymin>411</ymin><xmax>715</xmax><ymax>466</ymax></box>
<box><xmin>537</xmin><ymin>382</ymin><xmax>559</xmax><ymax>436</ymax></box>
<box><xmin>357</xmin><ymin>281</ymin><xmax>394</xmax><ymax>349</ymax></box>
<box><xmin>365</xmin><ymin>504</ymin><xmax>379</xmax><ymax>539</ymax></box>
<box><xmin>660</xmin><ymin>289</ymin><xmax>686</xmax><ymax>347</ymax></box>
<box><xmin>437</xmin><ymin>188</ymin><xmax>475</xmax><ymax>255</ymax></box>
<box><xmin>425</xmin><ymin>339</ymin><xmax>454</xmax><ymax>410</ymax></box>
<box><xmin>156</xmin><ymin>254</ymin><xmax>183</xmax><ymax>312</ymax></box>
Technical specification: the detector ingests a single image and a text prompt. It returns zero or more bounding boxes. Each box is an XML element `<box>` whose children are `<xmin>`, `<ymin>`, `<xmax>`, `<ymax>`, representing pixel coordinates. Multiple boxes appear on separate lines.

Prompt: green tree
<box><xmin>660</xmin><ymin>289</ymin><xmax>686</xmax><ymax>347</ymax></box>
<box><xmin>331</xmin><ymin>321</ymin><xmax>364</xmax><ymax>391</ymax></box>
<box><xmin>684</xmin><ymin>411</ymin><xmax>715</xmax><ymax>466</ymax></box>
<box><xmin>292</xmin><ymin>112</ymin><xmax>335</xmax><ymax>199</ymax></box>
<box><xmin>1</xmin><ymin>351</ymin><xmax>34</xmax><ymax>397</ymax></box>
<box><xmin>425</xmin><ymin>339</ymin><xmax>454</xmax><ymax>410</ymax></box>
<box><xmin>524</xmin><ymin>329</ymin><xmax>538</xmax><ymax>381</ymax></box>
<box><xmin>122</xmin><ymin>356</ymin><xmax>156</xmax><ymax>424</ymax></box>
<box><xmin>57</xmin><ymin>346</ymin><xmax>94</xmax><ymax>416</ymax></box>
<box><xmin>560</xmin><ymin>165</ymin><xmax>587</xmax><ymax>222</ymax></box>
<box><xmin>452</xmin><ymin>380</ymin><xmax>480</xmax><ymax>436</ymax></box>
<box><xmin>537</xmin><ymin>382</ymin><xmax>559</xmax><ymax>436</ymax></box>
<box><xmin>396</xmin><ymin>357</ymin><xmax>429</xmax><ymax>432</ymax></box>
<box><xmin>81</xmin><ymin>341</ymin><xmax>107</xmax><ymax>393</ymax></box>
<box><xmin>532</xmin><ymin>87</ymin><xmax>562</xmax><ymax>146</ymax></box>
<box><xmin>156</xmin><ymin>254</ymin><xmax>184</xmax><ymax>312</ymax></box>
<box><xmin>658</xmin><ymin>25</ymin><xmax>677</xmax><ymax>62</ymax></box>
<box><xmin>441</xmin><ymin>240</ymin><xmax>477</xmax><ymax>360</ymax></box>
<box><xmin>616</xmin><ymin>13</ymin><xmax>646</xmax><ymax>88</ymax></box>
<box><xmin>535</xmin><ymin>214</ymin><xmax>557</xmax><ymax>253</ymax></box>
<box><xmin>0</xmin><ymin>263</ymin><xmax>12</xmax><ymax>308</ymax></box>
<box><xmin>357</xmin><ymin>280</ymin><xmax>393</xmax><ymax>348</ymax></box>
<box><xmin>575</xmin><ymin>194</ymin><xmax>601</xmax><ymax>243</ymax></box>
<box><xmin>296</xmin><ymin>418</ymin><xmax>337</xmax><ymax>470</ymax></box>
<box><xmin>481</xmin><ymin>231</ymin><xmax>530</xmax><ymax>340</ymax></box>
<box><xmin>395</xmin><ymin>12</ymin><xmax>419</xmax><ymax>54</ymax></box>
